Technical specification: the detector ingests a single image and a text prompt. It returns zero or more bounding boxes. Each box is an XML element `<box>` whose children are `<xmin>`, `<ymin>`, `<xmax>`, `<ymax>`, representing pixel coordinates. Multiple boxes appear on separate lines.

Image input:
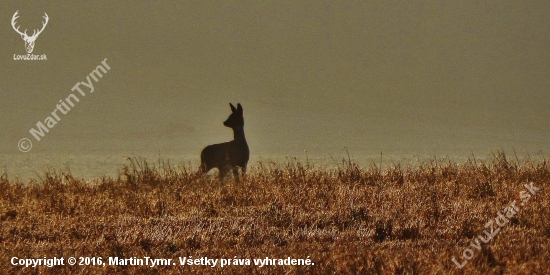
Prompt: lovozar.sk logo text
<box><xmin>11</xmin><ymin>10</ymin><xmax>48</xmax><ymax>60</ymax></box>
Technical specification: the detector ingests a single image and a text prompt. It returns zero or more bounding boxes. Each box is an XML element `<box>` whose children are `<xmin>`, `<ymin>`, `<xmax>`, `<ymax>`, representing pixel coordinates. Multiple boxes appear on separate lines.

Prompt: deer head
<box><xmin>11</xmin><ymin>11</ymin><xmax>49</xmax><ymax>54</ymax></box>
<box><xmin>224</xmin><ymin>103</ymin><xmax>244</xmax><ymax>129</ymax></box>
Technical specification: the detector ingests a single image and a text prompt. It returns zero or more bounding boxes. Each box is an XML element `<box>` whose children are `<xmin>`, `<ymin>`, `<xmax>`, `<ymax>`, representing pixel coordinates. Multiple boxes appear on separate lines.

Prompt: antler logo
<box><xmin>11</xmin><ymin>11</ymin><xmax>49</xmax><ymax>54</ymax></box>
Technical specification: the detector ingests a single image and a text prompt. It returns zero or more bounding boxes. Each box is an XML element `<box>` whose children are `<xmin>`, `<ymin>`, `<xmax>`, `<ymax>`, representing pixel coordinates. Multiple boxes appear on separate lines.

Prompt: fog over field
<box><xmin>0</xmin><ymin>1</ymin><xmax>548</xmax><ymax>178</ymax></box>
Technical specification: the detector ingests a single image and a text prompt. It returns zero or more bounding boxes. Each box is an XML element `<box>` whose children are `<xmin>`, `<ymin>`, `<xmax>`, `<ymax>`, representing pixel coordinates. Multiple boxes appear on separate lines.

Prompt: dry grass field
<box><xmin>0</xmin><ymin>152</ymin><xmax>549</xmax><ymax>274</ymax></box>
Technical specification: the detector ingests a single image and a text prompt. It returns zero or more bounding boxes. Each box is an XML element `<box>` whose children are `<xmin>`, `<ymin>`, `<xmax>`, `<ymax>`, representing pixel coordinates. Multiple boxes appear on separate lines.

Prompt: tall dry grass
<box><xmin>0</xmin><ymin>151</ymin><xmax>549</xmax><ymax>274</ymax></box>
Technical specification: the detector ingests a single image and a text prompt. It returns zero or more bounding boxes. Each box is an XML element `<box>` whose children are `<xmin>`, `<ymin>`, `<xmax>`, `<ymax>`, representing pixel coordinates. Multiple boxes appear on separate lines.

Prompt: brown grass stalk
<box><xmin>0</xmin><ymin>151</ymin><xmax>548</xmax><ymax>274</ymax></box>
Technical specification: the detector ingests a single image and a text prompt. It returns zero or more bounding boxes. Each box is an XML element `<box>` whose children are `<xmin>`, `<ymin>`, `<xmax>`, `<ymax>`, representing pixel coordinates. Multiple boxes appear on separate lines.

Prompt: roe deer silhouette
<box><xmin>200</xmin><ymin>103</ymin><xmax>249</xmax><ymax>180</ymax></box>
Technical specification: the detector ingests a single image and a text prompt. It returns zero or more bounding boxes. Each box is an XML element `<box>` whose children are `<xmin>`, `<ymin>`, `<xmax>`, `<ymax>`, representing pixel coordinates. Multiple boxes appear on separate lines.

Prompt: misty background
<box><xmin>0</xmin><ymin>1</ymin><xmax>548</xmax><ymax>179</ymax></box>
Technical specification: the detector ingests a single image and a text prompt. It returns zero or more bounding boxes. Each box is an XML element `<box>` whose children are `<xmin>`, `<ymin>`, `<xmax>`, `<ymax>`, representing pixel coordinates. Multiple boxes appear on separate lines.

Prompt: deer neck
<box><xmin>232</xmin><ymin>126</ymin><xmax>246</xmax><ymax>143</ymax></box>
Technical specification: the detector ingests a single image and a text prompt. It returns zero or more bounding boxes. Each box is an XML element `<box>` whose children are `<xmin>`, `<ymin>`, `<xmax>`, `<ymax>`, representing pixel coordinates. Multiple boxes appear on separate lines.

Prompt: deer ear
<box><xmin>237</xmin><ymin>103</ymin><xmax>243</xmax><ymax>114</ymax></box>
<box><xmin>230</xmin><ymin>103</ymin><xmax>237</xmax><ymax>113</ymax></box>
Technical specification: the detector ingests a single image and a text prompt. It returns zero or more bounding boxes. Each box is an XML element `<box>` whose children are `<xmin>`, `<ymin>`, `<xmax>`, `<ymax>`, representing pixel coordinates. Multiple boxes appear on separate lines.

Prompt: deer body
<box><xmin>200</xmin><ymin>103</ymin><xmax>249</xmax><ymax>180</ymax></box>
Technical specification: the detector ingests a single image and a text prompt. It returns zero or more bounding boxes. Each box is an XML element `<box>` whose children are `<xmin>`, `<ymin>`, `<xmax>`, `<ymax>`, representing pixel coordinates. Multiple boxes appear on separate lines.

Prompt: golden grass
<box><xmin>0</xmin><ymin>151</ymin><xmax>549</xmax><ymax>274</ymax></box>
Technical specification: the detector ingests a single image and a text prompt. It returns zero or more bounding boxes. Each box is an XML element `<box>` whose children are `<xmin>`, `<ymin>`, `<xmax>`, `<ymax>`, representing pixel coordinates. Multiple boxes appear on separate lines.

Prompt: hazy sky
<box><xmin>1</xmin><ymin>1</ymin><xmax>549</xmax><ymax>160</ymax></box>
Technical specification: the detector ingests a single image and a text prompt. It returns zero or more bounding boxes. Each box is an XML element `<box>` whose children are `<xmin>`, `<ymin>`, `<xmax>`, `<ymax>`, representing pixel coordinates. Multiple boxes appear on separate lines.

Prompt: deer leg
<box><xmin>199</xmin><ymin>162</ymin><xmax>207</xmax><ymax>174</ymax></box>
<box><xmin>218</xmin><ymin>167</ymin><xmax>227</xmax><ymax>181</ymax></box>
<box><xmin>232</xmin><ymin>168</ymin><xmax>239</xmax><ymax>182</ymax></box>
